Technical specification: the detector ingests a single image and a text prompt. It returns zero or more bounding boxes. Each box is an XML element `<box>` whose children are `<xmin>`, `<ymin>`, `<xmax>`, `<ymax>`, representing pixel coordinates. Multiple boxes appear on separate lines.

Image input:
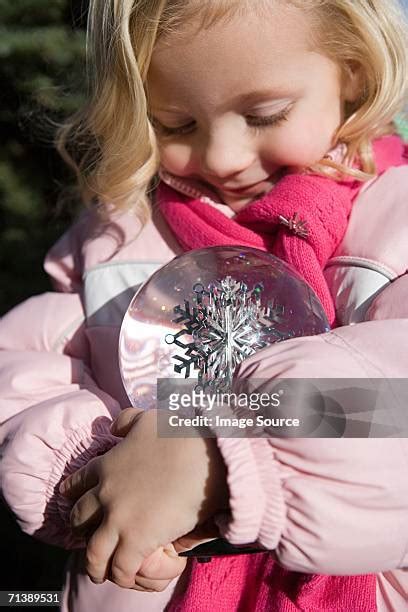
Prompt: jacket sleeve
<box><xmin>365</xmin><ymin>272</ymin><xmax>408</xmax><ymax>321</ymax></box>
<box><xmin>0</xmin><ymin>291</ymin><xmax>121</xmax><ymax>549</ymax></box>
<box><xmin>214</xmin><ymin>319</ymin><xmax>408</xmax><ymax>575</ymax></box>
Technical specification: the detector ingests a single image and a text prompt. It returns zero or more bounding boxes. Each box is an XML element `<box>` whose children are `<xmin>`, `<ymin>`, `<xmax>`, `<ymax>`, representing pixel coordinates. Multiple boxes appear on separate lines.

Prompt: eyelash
<box><xmin>152</xmin><ymin>107</ymin><xmax>291</xmax><ymax>137</ymax></box>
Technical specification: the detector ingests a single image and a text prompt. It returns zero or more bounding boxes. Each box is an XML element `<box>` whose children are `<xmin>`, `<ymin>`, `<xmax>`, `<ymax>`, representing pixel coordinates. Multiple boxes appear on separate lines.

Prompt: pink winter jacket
<box><xmin>1</xmin><ymin>165</ymin><xmax>408</xmax><ymax>611</ymax></box>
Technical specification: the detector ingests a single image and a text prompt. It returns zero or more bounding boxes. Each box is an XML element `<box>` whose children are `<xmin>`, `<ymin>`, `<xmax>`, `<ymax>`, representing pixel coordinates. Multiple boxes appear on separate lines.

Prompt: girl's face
<box><xmin>148</xmin><ymin>4</ymin><xmax>356</xmax><ymax>211</ymax></box>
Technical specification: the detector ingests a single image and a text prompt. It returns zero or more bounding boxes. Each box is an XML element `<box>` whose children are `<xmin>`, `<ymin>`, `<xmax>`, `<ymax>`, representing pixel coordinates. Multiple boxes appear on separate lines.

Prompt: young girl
<box><xmin>1</xmin><ymin>0</ymin><xmax>408</xmax><ymax>610</ymax></box>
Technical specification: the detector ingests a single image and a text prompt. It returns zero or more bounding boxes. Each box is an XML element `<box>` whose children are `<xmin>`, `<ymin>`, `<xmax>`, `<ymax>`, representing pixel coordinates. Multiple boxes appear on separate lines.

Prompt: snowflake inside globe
<box><xmin>119</xmin><ymin>246</ymin><xmax>329</xmax><ymax>408</ymax></box>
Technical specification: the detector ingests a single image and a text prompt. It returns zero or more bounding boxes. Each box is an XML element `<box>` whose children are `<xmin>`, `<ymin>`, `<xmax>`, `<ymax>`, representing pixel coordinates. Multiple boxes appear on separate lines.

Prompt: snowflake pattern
<box><xmin>165</xmin><ymin>276</ymin><xmax>292</xmax><ymax>391</ymax></box>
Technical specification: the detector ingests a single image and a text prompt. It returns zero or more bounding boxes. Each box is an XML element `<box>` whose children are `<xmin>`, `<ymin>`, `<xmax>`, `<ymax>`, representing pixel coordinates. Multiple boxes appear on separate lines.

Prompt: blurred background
<box><xmin>1</xmin><ymin>0</ymin><xmax>87</xmax><ymax>316</ymax></box>
<box><xmin>0</xmin><ymin>0</ymin><xmax>88</xmax><ymax>605</ymax></box>
<box><xmin>0</xmin><ymin>0</ymin><xmax>407</xmax><ymax>607</ymax></box>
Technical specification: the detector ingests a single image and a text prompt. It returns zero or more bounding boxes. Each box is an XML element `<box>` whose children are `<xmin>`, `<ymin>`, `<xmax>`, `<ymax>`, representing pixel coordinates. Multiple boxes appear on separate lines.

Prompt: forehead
<box><xmin>147</xmin><ymin>4</ymin><xmax>315</xmax><ymax>108</ymax></box>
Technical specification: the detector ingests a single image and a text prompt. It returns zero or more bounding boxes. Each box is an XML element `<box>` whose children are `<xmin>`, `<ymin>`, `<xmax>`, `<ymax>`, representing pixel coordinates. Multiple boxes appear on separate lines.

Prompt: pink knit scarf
<box><xmin>158</xmin><ymin>135</ymin><xmax>407</xmax><ymax>326</ymax></box>
<box><xmin>159</xmin><ymin>135</ymin><xmax>407</xmax><ymax>611</ymax></box>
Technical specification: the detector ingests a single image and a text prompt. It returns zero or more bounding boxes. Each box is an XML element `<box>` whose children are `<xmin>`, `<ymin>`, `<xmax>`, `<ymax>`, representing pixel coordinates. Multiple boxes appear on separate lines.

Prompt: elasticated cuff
<box><xmin>214</xmin><ymin>437</ymin><xmax>285</xmax><ymax>548</ymax></box>
<box><xmin>248</xmin><ymin>438</ymin><xmax>286</xmax><ymax>549</ymax></box>
<box><xmin>41</xmin><ymin>417</ymin><xmax>119</xmax><ymax>548</ymax></box>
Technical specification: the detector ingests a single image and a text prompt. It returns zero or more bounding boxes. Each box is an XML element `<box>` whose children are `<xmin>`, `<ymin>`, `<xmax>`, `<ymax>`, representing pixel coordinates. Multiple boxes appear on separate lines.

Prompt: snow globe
<box><xmin>119</xmin><ymin>245</ymin><xmax>329</xmax><ymax>409</ymax></box>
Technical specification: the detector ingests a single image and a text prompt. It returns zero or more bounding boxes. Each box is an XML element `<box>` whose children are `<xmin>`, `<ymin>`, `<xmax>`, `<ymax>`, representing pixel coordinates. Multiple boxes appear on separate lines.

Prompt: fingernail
<box><xmin>59</xmin><ymin>481</ymin><xmax>66</xmax><ymax>494</ymax></box>
<box><xmin>110</xmin><ymin>422</ymin><xmax>117</xmax><ymax>434</ymax></box>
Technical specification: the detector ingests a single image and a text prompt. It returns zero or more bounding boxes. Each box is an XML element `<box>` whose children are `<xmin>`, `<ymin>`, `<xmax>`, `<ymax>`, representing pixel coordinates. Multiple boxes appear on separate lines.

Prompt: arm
<box><xmin>214</xmin><ymin>319</ymin><xmax>408</xmax><ymax>574</ymax></box>
<box><xmin>0</xmin><ymin>292</ymin><xmax>120</xmax><ymax>549</ymax></box>
<box><xmin>365</xmin><ymin>272</ymin><xmax>408</xmax><ymax>321</ymax></box>
<box><xmin>214</xmin><ymin>160</ymin><xmax>408</xmax><ymax>575</ymax></box>
<box><xmin>57</xmin><ymin>319</ymin><xmax>408</xmax><ymax>582</ymax></box>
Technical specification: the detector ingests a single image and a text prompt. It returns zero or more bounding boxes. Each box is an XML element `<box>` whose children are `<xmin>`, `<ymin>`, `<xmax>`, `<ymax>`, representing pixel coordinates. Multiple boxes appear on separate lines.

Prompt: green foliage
<box><xmin>0</xmin><ymin>0</ymin><xmax>88</xmax><ymax>593</ymax></box>
<box><xmin>396</xmin><ymin>114</ymin><xmax>408</xmax><ymax>141</ymax></box>
<box><xmin>0</xmin><ymin>0</ymin><xmax>87</xmax><ymax>314</ymax></box>
<box><xmin>0</xmin><ymin>0</ymin><xmax>67</xmax><ymax>24</ymax></box>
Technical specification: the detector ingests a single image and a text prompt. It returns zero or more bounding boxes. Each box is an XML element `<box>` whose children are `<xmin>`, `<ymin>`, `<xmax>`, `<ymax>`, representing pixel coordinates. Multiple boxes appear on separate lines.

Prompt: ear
<box><xmin>342</xmin><ymin>60</ymin><xmax>363</xmax><ymax>103</ymax></box>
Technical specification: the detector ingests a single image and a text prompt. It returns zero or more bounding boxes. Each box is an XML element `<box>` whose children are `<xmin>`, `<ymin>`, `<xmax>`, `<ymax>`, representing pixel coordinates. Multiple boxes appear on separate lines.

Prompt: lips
<box><xmin>220</xmin><ymin>179</ymin><xmax>270</xmax><ymax>194</ymax></box>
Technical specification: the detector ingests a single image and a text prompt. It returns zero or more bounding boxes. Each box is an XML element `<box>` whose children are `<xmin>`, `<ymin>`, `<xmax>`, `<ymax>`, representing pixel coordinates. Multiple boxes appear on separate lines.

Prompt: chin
<box><xmin>222</xmin><ymin>198</ymin><xmax>252</xmax><ymax>212</ymax></box>
<box><xmin>222</xmin><ymin>191</ymin><xmax>269</xmax><ymax>212</ymax></box>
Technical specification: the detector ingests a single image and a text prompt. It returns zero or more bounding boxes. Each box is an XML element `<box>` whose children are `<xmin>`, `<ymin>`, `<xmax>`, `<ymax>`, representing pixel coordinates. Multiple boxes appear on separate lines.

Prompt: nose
<box><xmin>200</xmin><ymin>123</ymin><xmax>256</xmax><ymax>179</ymax></box>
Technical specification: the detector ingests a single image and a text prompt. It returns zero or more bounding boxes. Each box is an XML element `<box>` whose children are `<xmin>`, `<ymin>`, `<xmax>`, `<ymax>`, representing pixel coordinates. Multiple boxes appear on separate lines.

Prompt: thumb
<box><xmin>137</xmin><ymin>546</ymin><xmax>187</xmax><ymax>580</ymax></box>
<box><xmin>110</xmin><ymin>407</ymin><xmax>145</xmax><ymax>437</ymax></box>
<box><xmin>173</xmin><ymin>521</ymin><xmax>220</xmax><ymax>554</ymax></box>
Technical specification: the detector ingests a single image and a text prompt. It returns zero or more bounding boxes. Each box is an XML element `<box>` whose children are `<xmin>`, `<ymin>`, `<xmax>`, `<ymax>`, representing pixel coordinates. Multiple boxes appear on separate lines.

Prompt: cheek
<box><xmin>158</xmin><ymin>142</ymin><xmax>194</xmax><ymax>175</ymax></box>
<box><xmin>265</xmin><ymin>113</ymin><xmax>339</xmax><ymax>167</ymax></box>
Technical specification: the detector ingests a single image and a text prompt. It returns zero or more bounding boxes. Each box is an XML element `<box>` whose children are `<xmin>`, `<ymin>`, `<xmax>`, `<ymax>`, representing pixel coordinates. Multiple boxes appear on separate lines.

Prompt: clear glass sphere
<box><xmin>119</xmin><ymin>246</ymin><xmax>329</xmax><ymax>409</ymax></box>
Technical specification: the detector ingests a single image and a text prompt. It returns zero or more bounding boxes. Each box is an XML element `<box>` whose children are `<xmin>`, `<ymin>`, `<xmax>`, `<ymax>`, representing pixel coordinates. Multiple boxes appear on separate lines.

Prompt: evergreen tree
<box><xmin>0</xmin><ymin>0</ymin><xmax>87</xmax><ymax>314</ymax></box>
<box><xmin>0</xmin><ymin>5</ymin><xmax>88</xmax><ymax>602</ymax></box>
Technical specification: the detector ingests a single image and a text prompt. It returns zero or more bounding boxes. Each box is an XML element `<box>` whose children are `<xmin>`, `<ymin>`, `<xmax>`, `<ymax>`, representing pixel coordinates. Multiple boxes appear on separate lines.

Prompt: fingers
<box><xmin>173</xmin><ymin>520</ymin><xmax>220</xmax><ymax>553</ymax></box>
<box><xmin>86</xmin><ymin>520</ymin><xmax>120</xmax><ymax>584</ymax></box>
<box><xmin>109</xmin><ymin>534</ymin><xmax>147</xmax><ymax>588</ymax></box>
<box><xmin>59</xmin><ymin>457</ymin><xmax>100</xmax><ymax>500</ymax></box>
<box><xmin>114</xmin><ymin>546</ymin><xmax>187</xmax><ymax>592</ymax></box>
<box><xmin>173</xmin><ymin>534</ymin><xmax>218</xmax><ymax>553</ymax></box>
<box><xmin>87</xmin><ymin>534</ymin><xmax>187</xmax><ymax>590</ymax></box>
<box><xmin>110</xmin><ymin>407</ymin><xmax>145</xmax><ymax>437</ymax></box>
<box><xmin>137</xmin><ymin>546</ymin><xmax>187</xmax><ymax>580</ymax></box>
<box><xmin>70</xmin><ymin>490</ymin><xmax>103</xmax><ymax>535</ymax></box>
<box><xmin>131</xmin><ymin>577</ymin><xmax>173</xmax><ymax>593</ymax></box>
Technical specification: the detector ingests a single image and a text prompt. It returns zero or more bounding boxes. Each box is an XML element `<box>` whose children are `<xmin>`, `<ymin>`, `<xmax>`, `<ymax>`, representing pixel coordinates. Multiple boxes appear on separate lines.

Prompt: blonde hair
<box><xmin>55</xmin><ymin>0</ymin><xmax>408</xmax><ymax>220</ymax></box>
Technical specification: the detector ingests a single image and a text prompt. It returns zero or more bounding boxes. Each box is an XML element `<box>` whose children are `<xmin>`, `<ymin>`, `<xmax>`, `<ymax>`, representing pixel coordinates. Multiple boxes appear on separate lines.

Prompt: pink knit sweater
<box><xmin>167</xmin><ymin>556</ymin><xmax>377</xmax><ymax>611</ymax></box>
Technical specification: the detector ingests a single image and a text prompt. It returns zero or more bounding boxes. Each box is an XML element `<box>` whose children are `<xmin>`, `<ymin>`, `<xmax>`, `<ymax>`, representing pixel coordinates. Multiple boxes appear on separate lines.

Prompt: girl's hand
<box><xmin>126</xmin><ymin>520</ymin><xmax>221</xmax><ymax>592</ymax></box>
<box><xmin>123</xmin><ymin>544</ymin><xmax>187</xmax><ymax>592</ymax></box>
<box><xmin>110</xmin><ymin>409</ymin><xmax>219</xmax><ymax>592</ymax></box>
<box><xmin>111</xmin><ymin>407</ymin><xmax>221</xmax><ymax>548</ymax></box>
<box><xmin>59</xmin><ymin>408</ymin><xmax>229</xmax><ymax>588</ymax></box>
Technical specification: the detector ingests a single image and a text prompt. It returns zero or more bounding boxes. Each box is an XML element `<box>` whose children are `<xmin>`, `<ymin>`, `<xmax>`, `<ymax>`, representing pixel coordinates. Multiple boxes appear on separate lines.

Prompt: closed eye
<box><xmin>150</xmin><ymin>117</ymin><xmax>196</xmax><ymax>136</ymax></box>
<box><xmin>151</xmin><ymin>105</ymin><xmax>292</xmax><ymax>137</ymax></box>
<box><xmin>246</xmin><ymin>106</ymin><xmax>292</xmax><ymax>129</ymax></box>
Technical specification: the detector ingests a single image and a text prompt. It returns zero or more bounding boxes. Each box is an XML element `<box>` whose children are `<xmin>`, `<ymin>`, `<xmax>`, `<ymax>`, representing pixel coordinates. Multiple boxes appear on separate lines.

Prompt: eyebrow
<box><xmin>150</xmin><ymin>89</ymin><xmax>295</xmax><ymax>114</ymax></box>
<box><xmin>229</xmin><ymin>89</ymin><xmax>294</xmax><ymax>106</ymax></box>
